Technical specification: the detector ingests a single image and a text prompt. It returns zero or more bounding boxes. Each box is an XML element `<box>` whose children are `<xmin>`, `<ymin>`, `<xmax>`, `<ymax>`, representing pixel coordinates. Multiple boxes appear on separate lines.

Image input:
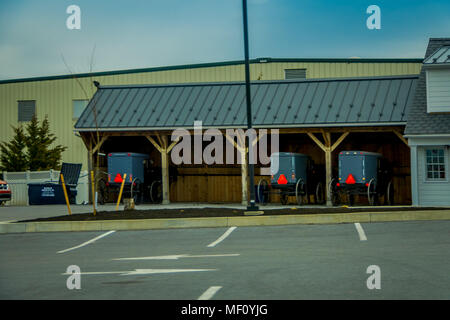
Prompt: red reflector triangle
<box><xmin>345</xmin><ymin>174</ymin><xmax>356</xmax><ymax>184</ymax></box>
<box><xmin>277</xmin><ymin>174</ymin><xmax>288</xmax><ymax>185</ymax></box>
<box><xmin>113</xmin><ymin>173</ymin><xmax>123</xmax><ymax>183</ymax></box>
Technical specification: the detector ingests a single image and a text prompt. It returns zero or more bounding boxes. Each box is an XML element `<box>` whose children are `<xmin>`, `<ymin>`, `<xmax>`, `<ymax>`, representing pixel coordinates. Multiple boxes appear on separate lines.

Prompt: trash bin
<box><xmin>28</xmin><ymin>183</ymin><xmax>77</xmax><ymax>205</ymax></box>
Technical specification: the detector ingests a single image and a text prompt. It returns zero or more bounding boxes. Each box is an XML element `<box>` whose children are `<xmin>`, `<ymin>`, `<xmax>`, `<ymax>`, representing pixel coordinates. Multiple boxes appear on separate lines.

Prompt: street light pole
<box><xmin>242</xmin><ymin>0</ymin><xmax>259</xmax><ymax>211</ymax></box>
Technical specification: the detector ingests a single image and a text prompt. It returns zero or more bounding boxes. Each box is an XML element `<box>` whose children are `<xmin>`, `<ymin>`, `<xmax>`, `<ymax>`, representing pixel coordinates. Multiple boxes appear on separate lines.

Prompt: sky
<box><xmin>0</xmin><ymin>0</ymin><xmax>449</xmax><ymax>80</ymax></box>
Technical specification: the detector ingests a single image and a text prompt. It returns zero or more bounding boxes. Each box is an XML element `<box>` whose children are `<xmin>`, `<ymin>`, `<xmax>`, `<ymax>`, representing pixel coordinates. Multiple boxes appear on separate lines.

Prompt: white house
<box><xmin>405</xmin><ymin>38</ymin><xmax>450</xmax><ymax>206</ymax></box>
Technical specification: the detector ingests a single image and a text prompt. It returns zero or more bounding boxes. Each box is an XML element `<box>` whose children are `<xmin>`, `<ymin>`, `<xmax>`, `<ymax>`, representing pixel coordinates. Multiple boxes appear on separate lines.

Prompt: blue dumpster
<box><xmin>28</xmin><ymin>183</ymin><xmax>77</xmax><ymax>205</ymax></box>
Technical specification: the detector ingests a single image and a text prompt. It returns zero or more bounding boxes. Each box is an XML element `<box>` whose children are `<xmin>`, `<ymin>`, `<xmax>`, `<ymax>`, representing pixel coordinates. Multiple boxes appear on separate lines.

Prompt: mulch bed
<box><xmin>17</xmin><ymin>206</ymin><xmax>446</xmax><ymax>223</ymax></box>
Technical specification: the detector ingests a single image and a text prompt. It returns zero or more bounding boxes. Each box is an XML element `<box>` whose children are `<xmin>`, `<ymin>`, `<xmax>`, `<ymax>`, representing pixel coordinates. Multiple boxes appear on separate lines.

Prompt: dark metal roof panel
<box><xmin>75</xmin><ymin>75</ymin><xmax>418</xmax><ymax>130</ymax></box>
<box><xmin>423</xmin><ymin>46</ymin><xmax>450</xmax><ymax>65</ymax></box>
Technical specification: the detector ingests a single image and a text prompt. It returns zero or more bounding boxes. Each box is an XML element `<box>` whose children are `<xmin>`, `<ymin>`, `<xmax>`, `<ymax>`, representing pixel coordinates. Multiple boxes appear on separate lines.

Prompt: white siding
<box><xmin>426</xmin><ymin>68</ymin><xmax>450</xmax><ymax>113</ymax></box>
<box><xmin>417</xmin><ymin>146</ymin><xmax>450</xmax><ymax>206</ymax></box>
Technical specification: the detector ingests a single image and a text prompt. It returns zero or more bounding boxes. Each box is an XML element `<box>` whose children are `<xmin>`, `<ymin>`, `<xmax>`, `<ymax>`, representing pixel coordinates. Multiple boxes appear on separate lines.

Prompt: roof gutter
<box><xmin>74</xmin><ymin>122</ymin><xmax>406</xmax><ymax>132</ymax></box>
<box><xmin>404</xmin><ymin>134</ymin><xmax>450</xmax><ymax>138</ymax></box>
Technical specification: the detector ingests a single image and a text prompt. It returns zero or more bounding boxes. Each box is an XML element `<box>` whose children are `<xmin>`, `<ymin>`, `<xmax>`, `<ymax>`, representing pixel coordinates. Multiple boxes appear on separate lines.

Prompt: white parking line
<box><xmin>113</xmin><ymin>253</ymin><xmax>240</xmax><ymax>261</ymax></box>
<box><xmin>198</xmin><ymin>286</ymin><xmax>222</xmax><ymax>300</ymax></box>
<box><xmin>354</xmin><ymin>223</ymin><xmax>367</xmax><ymax>241</ymax></box>
<box><xmin>62</xmin><ymin>268</ymin><xmax>217</xmax><ymax>276</ymax></box>
<box><xmin>57</xmin><ymin>230</ymin><xmax>116</xmax><ymax>253</ymax></box>
<box><xmin>207</xmin><ymin>227</ymin><xmax>237</xmax><ymax>247</ymax></box>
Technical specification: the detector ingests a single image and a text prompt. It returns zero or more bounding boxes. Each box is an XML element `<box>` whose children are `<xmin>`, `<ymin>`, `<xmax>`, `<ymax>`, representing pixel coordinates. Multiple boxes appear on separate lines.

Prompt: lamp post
<box><xmin>242</xmin><ymin>0</ymin><xmax>259</xmax><ymax>211</ymax></box>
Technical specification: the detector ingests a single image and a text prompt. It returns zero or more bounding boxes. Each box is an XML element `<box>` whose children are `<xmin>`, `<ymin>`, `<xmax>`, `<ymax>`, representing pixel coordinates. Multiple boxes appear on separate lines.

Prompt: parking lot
<box><xmin>0</xmin><ymin>219</ymin><xmax>449</xmax><ymax>300</ymax></box>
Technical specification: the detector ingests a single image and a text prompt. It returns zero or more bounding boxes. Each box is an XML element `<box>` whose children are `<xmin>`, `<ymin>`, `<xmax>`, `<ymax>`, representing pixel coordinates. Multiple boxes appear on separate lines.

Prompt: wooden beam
<box><xmin>155</xmin><ymin>132</ymin><xmax>164</xmax><ymax>149</ymax></box>
<box><xmin>331</xmin><ymin>132</ymin><xmax>350</xmax><ymax>152</ymax></box>
<box><xmin>145</xmin><ymin>135</ymin><xmax>163</xmax><ymax>153</ymax></box>
<box><xmin>167</xmin><ymin>136</ymin><xmax>181</xmax><ymax>153</ymax></box>
<box><xmin>393</xmin><ymin>130</ymin><xmax>409</xmax><ymax>147</ymax></box>
<box><xmin>252</xmin><ymin>131</ymin><xmax>266</xmax><ymax>147</ymax></box>
<box><xmin>92</xmin><ymin>135</ymin><xmax>109</xmax><ymax>154</ymax></box>
<box><xmin>224</xmin><ymin>133</ymin><xmax>244</xmax><ymax>152</ymax></box>
<box><xmin>307</xmin><ymin>133</ymin><xmax>327</xmax><ymax>152</ymax></box>
<box><xmin>321</xmin><ymin>130</ymin><xmax>331</xmax><ymax>147</ymax></box>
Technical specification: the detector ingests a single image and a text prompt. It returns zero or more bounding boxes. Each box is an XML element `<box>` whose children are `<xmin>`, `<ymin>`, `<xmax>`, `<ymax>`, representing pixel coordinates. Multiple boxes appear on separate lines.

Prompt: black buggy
<box><xmin>96</xmin><ymin>152</ymin><xmax>149</xmax><ymax>205</ymax></box>
<box><xmin>328</xmin><ymin>151</ymin><xmax>394</xmax><ymax>206</ymax></box>
<box><xmin>257</xmin><ymin>152</ymin><xmax>325</xmax><ymax>205</ymax></box>
<box><xmin>96</xmin><ymin>152</ymin><xmax>178</xmax><ymax>205</ymax></box>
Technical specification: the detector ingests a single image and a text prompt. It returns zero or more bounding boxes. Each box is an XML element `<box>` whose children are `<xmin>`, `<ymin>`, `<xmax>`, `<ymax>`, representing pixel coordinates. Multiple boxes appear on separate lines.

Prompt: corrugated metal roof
<box><xmin>423</xmin><ymin>46</ymin><xmax>450</xmax><ymax>66</ymax></box>
<box><xmin>75</xmin><ymin>75</ymin><xmax>418</xmax><ymax>131</ymax></box>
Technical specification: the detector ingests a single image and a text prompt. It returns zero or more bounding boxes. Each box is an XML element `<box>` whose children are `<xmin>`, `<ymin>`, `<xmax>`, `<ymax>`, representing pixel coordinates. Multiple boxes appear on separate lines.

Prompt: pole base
<box><xmin>244</xmin><ymin>210</ymin><xmax>264</xmax><ymax>216</ymax></box>
<box><xmin>246</xmin><ymin>200</ymin><xmax>259</xmax><ymax>211</ymax></box>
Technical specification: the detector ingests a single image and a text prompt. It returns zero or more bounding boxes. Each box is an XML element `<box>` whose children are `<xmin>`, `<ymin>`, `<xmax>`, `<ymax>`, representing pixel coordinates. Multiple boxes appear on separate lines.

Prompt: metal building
<box><xmin>0</xmin><ymin>58</ymin><xmax>422</xmax><ymax>171</ymax></box>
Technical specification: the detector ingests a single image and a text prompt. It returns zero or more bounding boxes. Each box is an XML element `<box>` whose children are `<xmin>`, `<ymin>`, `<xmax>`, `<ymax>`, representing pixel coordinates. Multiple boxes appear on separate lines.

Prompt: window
<box><xmin>284</xmin><ymin>69</ymin><xmax>307</xmax><ymax>80</ymax></box>
<box><xmin>18</xmin><ymin>100</ymin><xmax>36</xmax><ymax>122</ymax></box>
<box><xmin>73</xmin><ymin>100</ymin><xmax>89</xmax><ymax>119</ymax></box>
<box><xmin>425</xmin><ymin>148</ymin><xmax>446</xmax><ymax>180</ymax></box>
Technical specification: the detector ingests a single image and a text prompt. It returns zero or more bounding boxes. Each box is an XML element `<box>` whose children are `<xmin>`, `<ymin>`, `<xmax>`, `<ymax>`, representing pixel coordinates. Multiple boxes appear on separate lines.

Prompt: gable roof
<box><xmin>423</xmin><ymin>46</ymin><xmax>450</xmax><ymax>66</ymax></box>
<box><xmin>405</xmin><ymin>38</ymin><xmax>450</xmax><ymax>136</ymax></box>
<box><xmin>75</xmin><ymin>75</ymin><xmax>418</xmax><ymax>131</ymax></box>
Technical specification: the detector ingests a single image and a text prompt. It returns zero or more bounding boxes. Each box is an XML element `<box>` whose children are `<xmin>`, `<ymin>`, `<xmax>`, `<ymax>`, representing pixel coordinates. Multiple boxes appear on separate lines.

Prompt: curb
<box><xmin>0</xmin><ymin>210</ymin><xmax>449</xmax><ymax>234</ymax></box>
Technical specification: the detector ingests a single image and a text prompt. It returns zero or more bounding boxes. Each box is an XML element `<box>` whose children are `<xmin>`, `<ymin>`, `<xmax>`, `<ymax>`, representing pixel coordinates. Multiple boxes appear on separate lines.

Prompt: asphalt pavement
<box><xmin>0</xmin><ymin>220</ymin><xmax>449</xmax><ymax>299</ymax></box>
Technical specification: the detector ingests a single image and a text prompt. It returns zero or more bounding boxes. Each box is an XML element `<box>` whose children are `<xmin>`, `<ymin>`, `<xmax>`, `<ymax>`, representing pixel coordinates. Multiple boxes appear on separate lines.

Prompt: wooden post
<box><xmin>161</xmin><ymin>135</ymin><xmax>170</xmax><ymax>205</ymax></box>
<box><xmin>324</xmin><ymin>147</ymin><xmax>332</xmax><ymax>206</ymax></box>
<box><xmin>145</xmin><ymin>134</ymin><xmax>171</xmax><ymax>204</ymax></box>
<box><xmin>225</xmin><ymin>131</ymin><xmax>248</xmax><ymax>205</ymax></box>
<box><xmin>307</xmin><ymin>131</ymin><xmax>349</xmax><ymax>206</ymax></box>
<box><xmin>87</xmin><ymin>139</ymin><xmax>94</xmax><ymax>206</ymax></box>
<box><xmin>240</xmin><ymin>146</ymin><xmax>248</xmax><ymax>206</ymax></box>
<box><xmin>91</xmin><ymin>170</ymin><xmax>96</xmax><ymax>215</ymax></box>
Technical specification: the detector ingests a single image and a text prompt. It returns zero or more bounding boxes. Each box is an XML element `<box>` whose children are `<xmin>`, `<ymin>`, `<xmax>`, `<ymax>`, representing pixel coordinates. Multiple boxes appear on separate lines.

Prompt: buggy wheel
<box><xmin>328</xmin><ymin>178</ymin><xmax>340</xmax><ymax>206</ymax></box>
<box><xmin>347</xmin><ymin>193</ymin><xmax>355</xmax><ymax>206</ymax></box>
<box><xmin>280</xmin><ymin>193</ymin><xmax>288</xmax><ymax>205</ymax></box>
<box><xmin>97</xmin><ymin>178</ymin><xmax>107</xmax><ymax>205</ymax></box>
<box><xmin>131</xmin><ymin>179</ymin><xmax>143</xmax><ymax>205</ymax></box>
<box><xmin>295</xmin><ymin>179</ymin><xmax>306</xmax><ymax>205</ymax></box>
<box><xmin>315</xmin><ymin>182</ymin><xmax>325</xmax><ymax>204</ymax></box>
<box><xmin>257</xmin><ymin>179</ymin><xmax>269</xmax><ymax>205</ymax></box>
<box><xmin>150</xmin><ymin>180</ymin><xmax>162</xmax><ymax>203</ymax></box>
<box><xmin>367</xmin><ymin>178</ymin><xmax>378</xmax><ymax>206</ymax></box>
<box><xmin>386</xmin><ymin>180</ymin><xmax>394</xmax><ymax>205</ymax></box>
